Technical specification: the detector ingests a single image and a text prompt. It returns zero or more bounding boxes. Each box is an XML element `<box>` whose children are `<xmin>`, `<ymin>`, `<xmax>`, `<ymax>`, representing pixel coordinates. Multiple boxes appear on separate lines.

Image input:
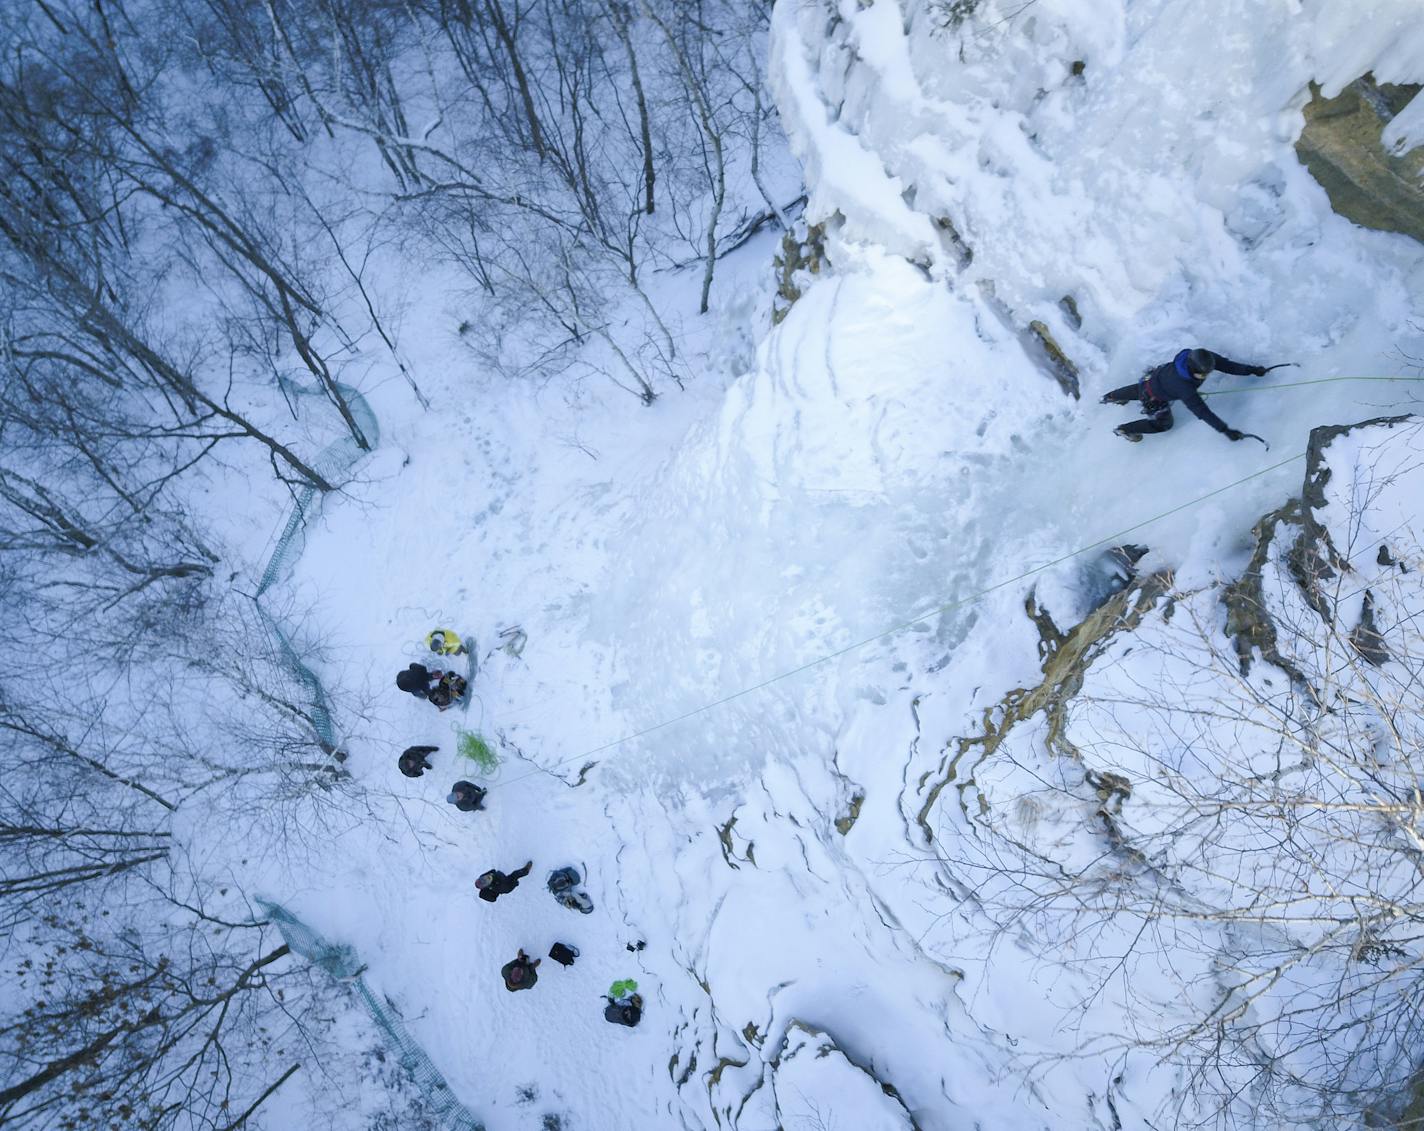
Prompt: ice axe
<box><xmin>1237</xmin><ymin>430</ymin><xmax>1270</xmax><ymax>450</ymax></box>
<box><xmin>1259</xmin><ymin>362</ymin><xmax>1299</xmax><ymax>373</ymax></box>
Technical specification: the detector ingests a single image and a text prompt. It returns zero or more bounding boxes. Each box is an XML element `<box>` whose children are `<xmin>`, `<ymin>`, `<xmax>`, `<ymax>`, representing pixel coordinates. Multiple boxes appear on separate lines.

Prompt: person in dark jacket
<box><xmin>476</xmin><ymin>861</ymin><xmax>533</xmax><ymax>902</ymax></box>
<box><xmin>501</xmin><ymin>949</ymin><xmax>540</xmax><ymax>991</ymax></box>
<box><xmin>1101</xmin><ymin>348</ymin><xmax>1270</xmax><ymax>442</ymax></box>
<box><xmin>398</xmin><ymin>745</ymin><xmax>437</xmax><ymax>778</ymax></box>
<box><xmin>396</xmin><ymin>663</ymin><xmax>442</xmax><ymax>699</ymax></box>
<box><xmin>427</xmin><ymin>672</ymin><xmax>467</xmax><ymax>711</ymax></box>
<box><xmin>447</xmin><ymin>781</ymin><xmax>487</xmax><ymax>811</ymax></box>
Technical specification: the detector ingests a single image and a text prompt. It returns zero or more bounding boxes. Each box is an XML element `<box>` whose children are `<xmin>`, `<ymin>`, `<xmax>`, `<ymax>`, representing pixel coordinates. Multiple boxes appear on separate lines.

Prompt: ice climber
<box><xmin>448</xmin><ymin>780</ymin><xmax>488</xmax><ymax>812</ymax></box>
<box><xmin>1101</xmin><ymin>348</ymin><xmax>1272</xmax><ymax>443</ymax></box>
<box><xmin>476</xmin><ymin>861</ymin><xmax>533</xmax><ymax>901</ymax></box>
<box><xmin>398</xmin><ymin>745</ymin><xmax>438</xmax><ymax>778</ymax></box>
<box><xmin>502</xmin><ymin>949</ymin><xmax>540</xmax><ymax>991</ymax></box>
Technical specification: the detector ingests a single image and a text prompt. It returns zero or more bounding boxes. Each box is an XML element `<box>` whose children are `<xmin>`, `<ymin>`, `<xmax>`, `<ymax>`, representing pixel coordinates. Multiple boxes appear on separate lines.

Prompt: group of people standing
<box><xmin>395</xmin><ymin>628</ymin><xmax>470</xmax><ymax>710</ymax></box>
<box><xmin>462</xmin><ymin>831</ymin><xmax>640</xmax><ymax>1024</ymax></box>
<box><xmin>398</xmin><ymin>745</ymin><xmax>489</xmax><ymax>811</ymax></box>
<box><xmin>479</xmin><ymin>865</ymin><xmax>576</xmax><ymax>991</ymax></box>
<box><xmin>480</xmin><ymin>865</ymin><xmax>641</xmax><ymax>1024</ymax></box>
<box><xmin>392</xmin><ymin>627</ymin><xmax>643</xmax><ymax>1028</ymax></box>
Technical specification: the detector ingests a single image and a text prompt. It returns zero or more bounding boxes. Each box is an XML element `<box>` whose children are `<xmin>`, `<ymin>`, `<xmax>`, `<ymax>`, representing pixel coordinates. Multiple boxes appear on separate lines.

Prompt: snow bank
<box><xmin>1382</xmin><ymin>89</ymin><xmax>1424</xmax><ymax>155</ymax></box>
<box><xmin>593</xmin><ymin>244</ymin><xmax>1058</xmax><ymax>782</ymax></box>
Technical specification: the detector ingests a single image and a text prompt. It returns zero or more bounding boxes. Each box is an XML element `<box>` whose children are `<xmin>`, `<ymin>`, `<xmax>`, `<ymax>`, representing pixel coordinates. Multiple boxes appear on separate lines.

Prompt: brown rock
<box><xmin>1295</xmin><ymin>74</ymin><xmax>1424</xmax><ymax>244</ymax></box>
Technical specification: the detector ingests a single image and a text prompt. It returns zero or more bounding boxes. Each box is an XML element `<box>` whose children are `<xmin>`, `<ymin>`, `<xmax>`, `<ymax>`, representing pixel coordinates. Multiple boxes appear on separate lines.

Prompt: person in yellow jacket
<box><xmin>426</xmin><ymin>628</ymin><xmax>466</xmax><ymax>656</ymax></box>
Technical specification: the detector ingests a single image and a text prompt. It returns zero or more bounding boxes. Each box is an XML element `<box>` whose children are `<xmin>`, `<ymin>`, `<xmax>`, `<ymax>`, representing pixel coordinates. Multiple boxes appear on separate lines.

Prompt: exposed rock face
<box><xmin>770</xmin><ymin>1022</ymin><xmax>919</xmax><ymax>1130</ymax></box>
<box><xmin>914</xmin><ymin>568</ymin><xmax>1173</xmax><ymax>843</ymax></box>
<box><xmin>1222</xmin><ymin>414</ymin><xmax>1414</xmax><ymax>684</ymax></box>
<box><xmin>771</xmin><ymin>220</ymin><xmax>829</xmax><ymax>325</ymax></box>
<box><xmin>1295</xmin><ymin>75</ymin><xmax>1424</xmax><ymax>243</ymax></box>
<box><xmin>975</xmin><ymin>280</ymin><xmax>1082</xmax><ymax>399</ymax></box>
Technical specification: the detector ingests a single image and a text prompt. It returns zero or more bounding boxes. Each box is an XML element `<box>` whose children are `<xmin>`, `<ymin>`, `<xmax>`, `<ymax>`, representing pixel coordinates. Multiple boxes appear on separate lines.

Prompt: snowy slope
<box><xmin>907</xmin><ymin>413</ymin><xmax>1424</xmax><ymax>1125</ymax></box>
<box><xmin>250</xmin><ymin>1</ymin><xmax>1424</xmax><ymax>1129</ymax></box>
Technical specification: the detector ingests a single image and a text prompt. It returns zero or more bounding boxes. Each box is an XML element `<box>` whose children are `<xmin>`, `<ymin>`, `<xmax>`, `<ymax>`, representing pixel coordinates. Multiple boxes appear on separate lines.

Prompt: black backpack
<box><xmin>604</xmin><ymin>996</ymin><xmax>641</xmax><ymax>1027</ymax></box>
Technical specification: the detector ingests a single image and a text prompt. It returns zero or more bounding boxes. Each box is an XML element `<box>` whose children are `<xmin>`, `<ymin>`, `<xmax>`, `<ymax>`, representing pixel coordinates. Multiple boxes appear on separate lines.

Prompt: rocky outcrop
<box><xmin>1221</xmin><ymin>497</ymin><xmax>1311</xmax><ymax>681</ymax></box>
<box><xmin>1222</xmin><ymin>414</ymin><xmax>1414</xmax><ymax>683</ymax></box>
<box><xmin>1295</xmin><ymin>75</ymin><xmax>1424</xmax><ymax>243</ymax></box>
<box><xmin>770</xmin><ymin>1022</ymin><xmax>919</xmax><ymax>1130</ymax></box>
<box><xmin>915</xmin><ymin>568</ymin><xmax>1173</xmax><ymax>842</ymax></box>
<box><xmin>920</xmin><ymin>417</ymin><xmax>1420</xmax><ymax>861</ymax></box>
<box><xmin>975</xmin><ymin>280</ymin><xmax>1082</xmax><ymax>399</ymax></box>
<box><xmin>771</xmin><ymin>220</ymin><xmax>829</xmax><ymax>325</ymax></box>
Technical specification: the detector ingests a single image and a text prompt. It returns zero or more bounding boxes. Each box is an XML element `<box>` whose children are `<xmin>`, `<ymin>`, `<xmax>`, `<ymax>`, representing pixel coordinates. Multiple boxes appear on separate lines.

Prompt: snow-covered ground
<box><xmin>243</xmin><ymin>1</ymin><xmax>1424</xmax><ymax>1127</ymax></box>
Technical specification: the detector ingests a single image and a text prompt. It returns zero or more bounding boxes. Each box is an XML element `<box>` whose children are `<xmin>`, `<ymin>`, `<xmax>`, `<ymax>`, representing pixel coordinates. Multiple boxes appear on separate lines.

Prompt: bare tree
<box><xmin>0</xmin><ymin>2</ymin><xmax>793</xmax><ymax>1128</ymax></box>
<box><xmin>922</xmin><ymin>421</ymin><xmax>1424</xmax><ymax>1127</ymax></box>
<box><xmin>0</xmin><ymin>566</ymin><xmax>363</xmax><ymax>1128</ymax></box>
<box><xmin>255</xmin><ymin>0</ymin><xmax>783</xmax><ymax>401</ymax></box>
<box><xmin>0</xmin><ymin>906</ymin><xmax>302</xmax><ymax>1131</ymax></box>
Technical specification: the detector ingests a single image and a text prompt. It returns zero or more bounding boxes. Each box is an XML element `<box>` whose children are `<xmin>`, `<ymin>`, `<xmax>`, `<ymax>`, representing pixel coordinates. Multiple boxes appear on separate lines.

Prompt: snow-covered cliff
<box><xmin>231</xmin><ymin>3</ymin><xmax>1424</xmax><ymax>1127</ymax></box>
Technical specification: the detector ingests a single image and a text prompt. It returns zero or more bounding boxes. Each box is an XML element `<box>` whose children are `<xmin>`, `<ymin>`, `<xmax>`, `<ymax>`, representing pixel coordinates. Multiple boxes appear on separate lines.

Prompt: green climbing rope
<box><xmin>1201</xmin><ymin>374</ymin><xmax>1424</xmax><ymax>397</ymax></box>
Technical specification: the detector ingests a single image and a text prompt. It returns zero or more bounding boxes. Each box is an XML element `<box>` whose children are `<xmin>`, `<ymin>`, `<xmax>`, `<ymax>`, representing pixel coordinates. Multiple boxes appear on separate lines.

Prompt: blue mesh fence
<box><xmin>252</xmin><ymin>383</ymin><xmax>380</xmax><ymax>750</ymax></box>
<box><xmin>252</xmin><ymin>392</ymin><xmax>483</xmax><ymax>1129</ymax></box>
<box><xmin>258</xmin><ymin>899</ymin><xmax>484</xmax><ymax>1131</ymax></box>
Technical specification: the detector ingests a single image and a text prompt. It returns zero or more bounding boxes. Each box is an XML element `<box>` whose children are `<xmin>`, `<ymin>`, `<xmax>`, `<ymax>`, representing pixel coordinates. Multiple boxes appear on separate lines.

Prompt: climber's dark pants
<box><xmin>1104</xmin><ymin>382</ymin><xmax>1174</xmax><ymax>436</ymax></box>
